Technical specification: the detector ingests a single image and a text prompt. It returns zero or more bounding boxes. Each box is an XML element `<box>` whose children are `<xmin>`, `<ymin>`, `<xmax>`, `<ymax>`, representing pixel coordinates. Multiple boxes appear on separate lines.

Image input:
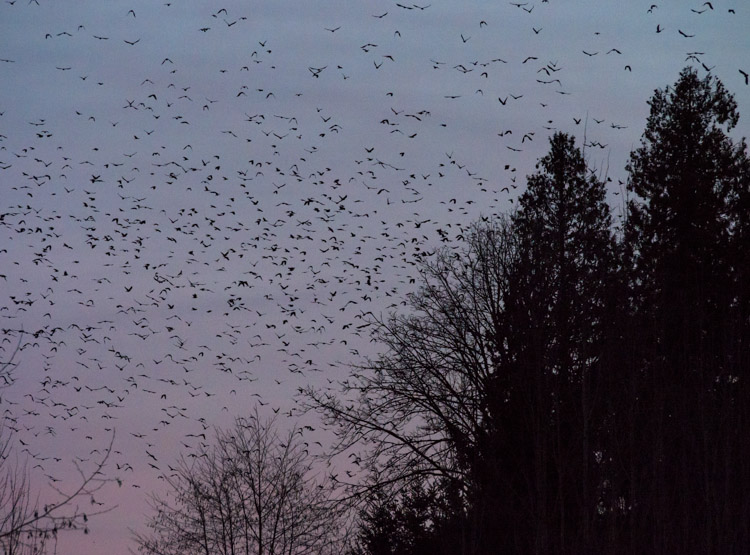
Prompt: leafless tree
<box><xmin>135</xmin><ymin>408</ymin><xmax>344</xmax><ymax>555</ymax></box>
<box><xmin>0</xmin><ymin>335</ymin><xmax>116</xmax><ymax>555</ymax></box>
<box><xmin>303</xmin><ymin>217</ymin><xmax>519</xmax><ymax>503</ymax></box>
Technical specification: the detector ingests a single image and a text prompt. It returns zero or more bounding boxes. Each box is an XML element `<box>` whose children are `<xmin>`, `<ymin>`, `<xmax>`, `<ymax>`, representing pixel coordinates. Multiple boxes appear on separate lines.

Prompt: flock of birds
<box><xmin>1</xmin><ymin>1</ymin><xmax>748</xmax><ymax>552</ymax></box>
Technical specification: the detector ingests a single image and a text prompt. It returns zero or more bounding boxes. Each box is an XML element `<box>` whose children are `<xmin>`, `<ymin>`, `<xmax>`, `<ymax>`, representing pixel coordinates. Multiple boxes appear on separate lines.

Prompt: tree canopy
<box><xmin>307</xmin><ymin>67</ymin><xmax>750</xmax><ymax>555</ymax></box>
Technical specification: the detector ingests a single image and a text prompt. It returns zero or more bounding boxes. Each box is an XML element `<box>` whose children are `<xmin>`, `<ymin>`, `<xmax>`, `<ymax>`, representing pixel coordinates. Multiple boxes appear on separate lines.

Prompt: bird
<box><xmin>2</xmin><ymin>5</ymin><xmax>746</xmax><ymax>552</ymax></box>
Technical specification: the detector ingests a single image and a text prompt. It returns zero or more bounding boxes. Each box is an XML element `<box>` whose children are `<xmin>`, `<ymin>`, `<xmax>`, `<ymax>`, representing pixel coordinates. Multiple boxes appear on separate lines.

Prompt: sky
<box><xmin>1</xmin><ymin>1</ymin><xmax>749</xmax><ymax>553</ymax></box>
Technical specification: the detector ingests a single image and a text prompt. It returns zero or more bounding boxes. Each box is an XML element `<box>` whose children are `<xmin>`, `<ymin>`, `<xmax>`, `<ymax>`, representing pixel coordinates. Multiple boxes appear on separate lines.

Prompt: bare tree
<box><xmin>306</xmin><ymin>143</ymin><xmax>616</xmax><ymax>552</ymax></box>
<box><xmin>135</xmin><ymin>408</ymin><xmax>343</xmax><ymax>555</ymax></box>
<box><xmin>303</xmin><ymin>218</ymin><xmax>519</xmax><ymax>528</ymax></box>
<box><xmin>0</xmin><ymin>334</ymin><xmax>116</xmax><ymax>555</ymax></box>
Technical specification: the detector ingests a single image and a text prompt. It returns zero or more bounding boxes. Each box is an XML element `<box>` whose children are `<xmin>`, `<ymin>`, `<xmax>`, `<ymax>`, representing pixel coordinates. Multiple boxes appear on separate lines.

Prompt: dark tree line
<box><xmin>308</xmin><ymin>67</ymin><xmax>750</xmax><ymax>555</ymax></box>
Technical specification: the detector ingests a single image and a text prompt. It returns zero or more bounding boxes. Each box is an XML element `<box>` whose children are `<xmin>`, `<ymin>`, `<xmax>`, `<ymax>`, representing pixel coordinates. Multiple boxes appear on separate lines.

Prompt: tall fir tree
<box><xmin>624</xmin><ymin>66</ymin><xmax>750</xmax><ymax>553</ymax></box>
<box><xmin>488</xmin><ymin>132</ymin><xmax>615</xmax><ymax>554</ymax></box>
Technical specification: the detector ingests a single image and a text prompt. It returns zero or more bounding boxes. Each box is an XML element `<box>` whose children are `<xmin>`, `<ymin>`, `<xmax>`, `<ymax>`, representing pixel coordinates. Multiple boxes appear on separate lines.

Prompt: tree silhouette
<box><xmin>0</xmin><ymin>339</ymin><xmax>115</xmax><ymax>555</ymax></box>
<box><xmin>135</xmin><ymin>408</ymin><xmax>342</xmax><ymax>555</ymax></box>
<box><xmin>305</xmin><ymin>217</ymin><xmax>519</xmax><ymax>554</ymax></box>
<box><xmin>351</xmin><ymin>478</ymin><xmax>463</xmax><ymax>555</ymax></box>
<box><xmin>311</xmin><ymin>130</ymin><xmax>616</xmax><ymax>553</ymax></box>
<box><xmin>623</xmin><ymin>66</ymin><xmax>750</xmax><ymax>553</ymax></box>
<box><xmin>319</xmin><ymin>67</ymin><xmax>750</xmax><ymax>555</ymax></box>
<box><xmin>487</xmin><ymin>132</ymin><xmax>615</xmax><ymax>554</ymax></box>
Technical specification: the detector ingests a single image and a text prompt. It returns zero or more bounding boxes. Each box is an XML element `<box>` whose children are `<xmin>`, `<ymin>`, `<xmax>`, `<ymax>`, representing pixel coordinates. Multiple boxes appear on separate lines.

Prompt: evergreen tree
<box><xmin>486</xmin><ymin>132</ymin><xmax>615</xmax><ymax>554</ymax></box>
<box><xmin>353</xmin><ymin>480</ymin><xmax>463</xmax><ymax>555</ymax></box>
<box><xmin>624</xmin><ymin>66</ymin><xmax>750</xmax><ymax>553</ymax></box>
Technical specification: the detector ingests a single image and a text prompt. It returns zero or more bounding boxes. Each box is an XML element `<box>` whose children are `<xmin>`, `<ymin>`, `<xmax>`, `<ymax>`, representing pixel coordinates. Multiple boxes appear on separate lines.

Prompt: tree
<box><xmin>308</xmin><ymin>133</ymin><xmax>619</xmax><ymax>554</ymax></box>
<box><xmin>311</xmin><ymin>69</ymin><xmax>749</xmax><ymax>555</ymax></box>
<box><xmin>135</xmin><ymin>408</ymin><xmax>342</xmax><ymax>555</ymax></box>
<box><xmin>623</xmin><ymin>66</ymin><xmax>750</xmax><ymax>553</ymax></box>
<box><xmin>0</xmin><ymin>336</ymin><xmax>115</xmax><ymax>555</ymax></box>
<box><xmin>304</xmin><ymin>216</ymin><xmax>519</xmax><ymax>554</ymax></box>
<box><xmin>489</xmin><ymin>132</ymin><xmax>616</xmax><ymax>554</ymax></box>
<box><xmin>0</xmin><ymin>433</ymin><xmax>115</xmax><ymax>555</ymax></box>
<box><xmin>351</xmin><ymin>477</ymin><xmax>463</xmax><ymax>555</ymax></box>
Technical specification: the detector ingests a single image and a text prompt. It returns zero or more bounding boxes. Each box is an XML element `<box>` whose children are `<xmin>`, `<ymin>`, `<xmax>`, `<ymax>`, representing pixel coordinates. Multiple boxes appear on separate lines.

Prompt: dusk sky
<box><xmin>1</xmin><ymin>1</ymin><xmax>749</xmax><ymax>553</ymax></box>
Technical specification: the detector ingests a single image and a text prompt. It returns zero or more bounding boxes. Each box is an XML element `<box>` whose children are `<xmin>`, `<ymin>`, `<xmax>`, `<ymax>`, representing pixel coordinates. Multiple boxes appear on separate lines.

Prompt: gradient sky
<box><xmin>1</xmin><ymin>1</ymin><xmax>749</xmax><ymax>553</ymax></box>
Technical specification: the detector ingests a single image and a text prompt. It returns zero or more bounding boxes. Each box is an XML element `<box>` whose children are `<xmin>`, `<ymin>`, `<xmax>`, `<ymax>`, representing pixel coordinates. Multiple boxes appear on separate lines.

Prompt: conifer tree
<box><xmin>501</xmin><ymin>132</ymin><xmax>615</xmax><ymax>554</ymax></box>
<box><xmin>624</xmin><ymin>66</ymin><xmax>750</xmax><ymax>553</ymax></box>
